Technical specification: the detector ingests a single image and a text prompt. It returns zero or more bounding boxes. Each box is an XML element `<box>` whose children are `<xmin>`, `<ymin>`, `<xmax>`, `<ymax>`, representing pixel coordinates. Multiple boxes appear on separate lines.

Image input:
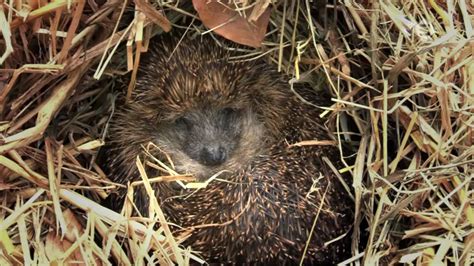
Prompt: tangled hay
<box><xmin>0</xmin><ymin>0</ymin><xmax>472</xmax><ymax>264</ymax></box>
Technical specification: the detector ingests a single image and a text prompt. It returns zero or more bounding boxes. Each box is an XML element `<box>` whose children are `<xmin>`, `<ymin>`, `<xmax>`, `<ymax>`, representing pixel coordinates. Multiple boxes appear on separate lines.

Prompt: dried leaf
<box><xmin>192</xmin><ymin>0</ymin><xmax>271</xmax><ymax>47</ymax></box>
<box><xmin>45</xmin><ymin>232</ymin><xmax>82</xmax><ymax>263</ymax></box>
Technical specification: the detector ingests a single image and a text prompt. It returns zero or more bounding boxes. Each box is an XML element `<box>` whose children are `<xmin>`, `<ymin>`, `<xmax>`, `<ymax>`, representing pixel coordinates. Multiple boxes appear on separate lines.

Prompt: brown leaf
<box><xmin>62</xmin><ymin>209</ymin><xmax>84</xmax><ymax>242</ymax></box>
<box><xmin>45</xmin><ymin>209</ymin><xmax>103</xmax><ymax>264</ymax></box>
<box><xmin>192</xmin><ymin>0</ymin><xmax>271</xmax><ymax>48</ymax></box>
<box><xmin>45</xmin><ymin>231</ymin><xmax>83</xmax><ymax>263</ymax></box>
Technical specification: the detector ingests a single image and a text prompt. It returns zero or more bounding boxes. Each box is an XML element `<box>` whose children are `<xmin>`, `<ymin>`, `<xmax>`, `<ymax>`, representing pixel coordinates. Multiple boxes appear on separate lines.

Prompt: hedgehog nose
<box><xmin>200</xmin><ymin>146</ymin><xmax>227</xmax><ymax>166</ymax></box>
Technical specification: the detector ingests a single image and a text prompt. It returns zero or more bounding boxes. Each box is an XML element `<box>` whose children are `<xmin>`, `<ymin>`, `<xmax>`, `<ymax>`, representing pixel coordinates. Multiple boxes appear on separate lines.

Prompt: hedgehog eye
<box><xmin>175</xmin><ymin>116</ymin><xmax>191</xmax><ymax>129</ymax></box>
<box><xmin>220</xmin><ymin>108</ymin><xmax>241</xmax><ymax>129</ymax></box>
<box><xmin>221</xmin><ymin>107</ymin><xmax>237</xmax><ymax>117</ymax></box>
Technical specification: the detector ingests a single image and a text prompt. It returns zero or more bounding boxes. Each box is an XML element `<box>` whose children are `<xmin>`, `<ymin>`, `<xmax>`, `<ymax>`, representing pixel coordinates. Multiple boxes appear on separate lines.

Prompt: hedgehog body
<box><xmin>106</xmin><ymin>34</ymin><xmax>353</xmax><ymax>264</ymax></box>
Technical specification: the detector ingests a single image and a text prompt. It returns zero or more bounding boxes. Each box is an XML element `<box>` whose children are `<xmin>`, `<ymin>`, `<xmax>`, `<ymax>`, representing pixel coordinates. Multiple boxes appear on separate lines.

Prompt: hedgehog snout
<box><xmin>199</xmin><ymin>145</ymin><xmax>227</xmax><ymax>166</ymax></box>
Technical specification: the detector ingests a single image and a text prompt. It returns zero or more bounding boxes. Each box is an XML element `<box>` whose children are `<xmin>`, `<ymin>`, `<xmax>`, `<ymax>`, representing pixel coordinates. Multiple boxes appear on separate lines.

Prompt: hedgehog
<box><xmin>104</xmin><ymin>33</ymin><xmax>353</xmax><ymax>264</ymax></box>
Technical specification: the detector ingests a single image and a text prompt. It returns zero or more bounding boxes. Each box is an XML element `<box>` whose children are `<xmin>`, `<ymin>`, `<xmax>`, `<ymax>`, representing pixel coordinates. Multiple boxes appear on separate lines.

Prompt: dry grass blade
<box><xmin>135</xmin><ymin>156</ymin><xmax>185</xmax><ymax>265</ymax></box>
<box><xmin>135</xmin><ymin>0</ymin><xmax>172</xmax><ymax>32</ymax></box>
<box><xmin>1</xmin><ymin>64</ymin><xmax>89</xmax><ymax>151</ymax></box>
<box><xmin>0</xmin><ymin>6</ymin><xmax>13</xmax><ymax>65</ymax></box>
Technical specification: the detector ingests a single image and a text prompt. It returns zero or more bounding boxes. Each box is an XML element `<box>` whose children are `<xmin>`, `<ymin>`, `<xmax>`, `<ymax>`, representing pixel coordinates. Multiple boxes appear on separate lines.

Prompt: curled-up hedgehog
<box><xmin>105</xmin><ymin>33</ymin><xmax>353</xmax><ymax>264</ymax></box>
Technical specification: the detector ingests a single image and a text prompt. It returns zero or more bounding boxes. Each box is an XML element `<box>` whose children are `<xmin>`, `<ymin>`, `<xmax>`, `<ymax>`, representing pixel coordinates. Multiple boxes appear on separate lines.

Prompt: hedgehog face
<box><xmin>173</xmin><ymin>107</ymin><xmax>242</xmax><ymax>166</ymax></box>
<box><xmin>153</xmin><ymin>103</ymin><xmax>266</xmax><ymax>181</ymax></box>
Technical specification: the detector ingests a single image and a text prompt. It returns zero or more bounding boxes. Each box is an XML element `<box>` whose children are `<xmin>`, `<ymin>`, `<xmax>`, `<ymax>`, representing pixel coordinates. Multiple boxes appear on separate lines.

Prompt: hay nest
<box><xmin>0</xmin><ymin>0</ymin><xmax>472</xmax><ymax>264</ymax></box>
